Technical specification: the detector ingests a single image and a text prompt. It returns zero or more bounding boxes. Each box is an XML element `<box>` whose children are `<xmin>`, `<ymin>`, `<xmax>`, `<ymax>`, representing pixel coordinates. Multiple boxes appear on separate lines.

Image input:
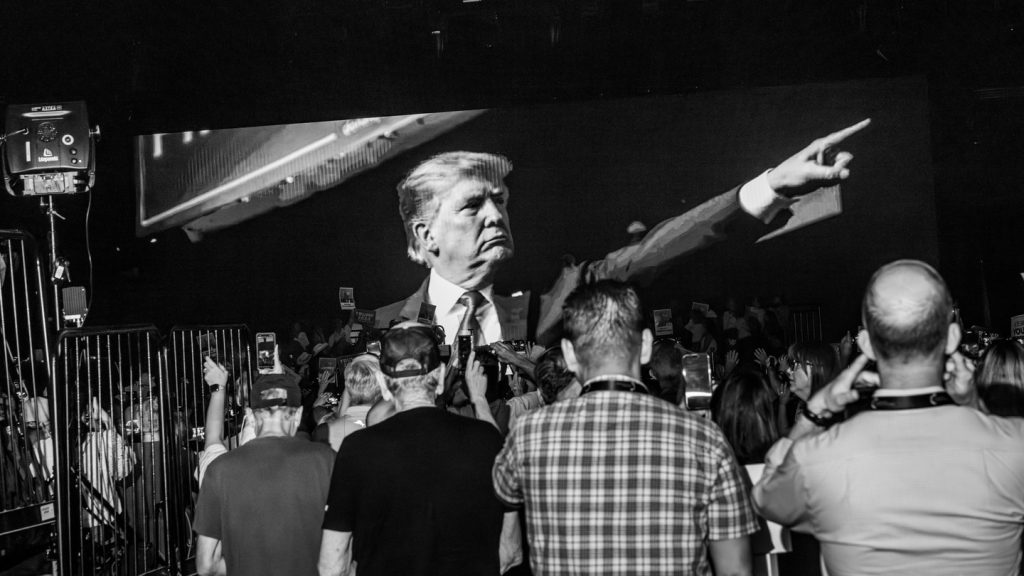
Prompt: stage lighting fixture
<box><xmin>2</xmin><ymin>101</ymin><xmax>98</xmax><ymax>196</ymax></box>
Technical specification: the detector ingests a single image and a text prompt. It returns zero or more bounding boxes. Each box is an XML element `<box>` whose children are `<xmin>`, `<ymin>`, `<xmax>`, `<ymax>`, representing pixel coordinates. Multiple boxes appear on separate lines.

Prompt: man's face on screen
<box><xmin>428</xmin><ymin>177</ymin><xmax>514</xmax><ymax>281</ymax></box>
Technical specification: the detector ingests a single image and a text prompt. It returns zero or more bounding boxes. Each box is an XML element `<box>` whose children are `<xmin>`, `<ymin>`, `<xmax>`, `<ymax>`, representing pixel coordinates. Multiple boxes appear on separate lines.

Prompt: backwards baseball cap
<box><xmin>251</xmin><ymin>373</ymin><xmax>302</xmax><ymax>409</ymax></box>
<box><xmin>380</xmin><ymin>323</ymin><xmax>441</xmax><ymax>378</ymax></box>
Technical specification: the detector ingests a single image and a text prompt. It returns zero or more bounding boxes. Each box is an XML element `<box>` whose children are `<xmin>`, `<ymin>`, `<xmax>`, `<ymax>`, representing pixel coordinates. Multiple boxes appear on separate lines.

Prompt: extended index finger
<box><xmin>821</xmin><ymin>118</ymin><xmax>871</xmax><ymax>148</ymax></box>
<box><xmin>834</xmin><ymin>353</ymin><xmax>872</xmax><ymax>389</ymax></box>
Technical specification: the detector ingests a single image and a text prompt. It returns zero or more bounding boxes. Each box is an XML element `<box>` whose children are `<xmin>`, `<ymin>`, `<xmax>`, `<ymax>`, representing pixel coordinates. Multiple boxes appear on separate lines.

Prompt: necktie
<box><xmin>457</xmin><ymin>290</ymin><xmax>486</xmax><ymax>345</ymax></box>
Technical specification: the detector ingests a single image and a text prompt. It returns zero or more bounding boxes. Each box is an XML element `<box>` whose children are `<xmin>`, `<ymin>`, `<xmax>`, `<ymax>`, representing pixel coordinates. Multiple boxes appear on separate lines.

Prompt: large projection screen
<box><xmin>126</xmin><ymin>77</ymin><xmax>935</xmax><ymax>340</ymax></box>
<box><xmin>135</xmin><ymin>111</ymin><xmax>484</xmax><ymax>239</ymax></box>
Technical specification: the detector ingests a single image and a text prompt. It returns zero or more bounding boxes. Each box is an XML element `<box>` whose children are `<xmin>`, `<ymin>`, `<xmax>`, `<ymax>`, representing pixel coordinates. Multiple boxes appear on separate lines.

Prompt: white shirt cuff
<box><xmin>738</xmin><ymin>170</ymin><xmax>796</xmax><ymax>223</ymax></box>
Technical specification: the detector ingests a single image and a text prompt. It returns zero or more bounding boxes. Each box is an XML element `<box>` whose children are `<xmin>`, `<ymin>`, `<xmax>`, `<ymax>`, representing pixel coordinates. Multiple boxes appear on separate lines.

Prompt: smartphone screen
<box><xmin>256</xmin><ymin>332</ymin><xmax>276</xmax><ymax>374</ymax></box>
<box><xmin>682</xmin><ymin>353</ymin><xmax>713</xmax><ymax>410</ymax></box>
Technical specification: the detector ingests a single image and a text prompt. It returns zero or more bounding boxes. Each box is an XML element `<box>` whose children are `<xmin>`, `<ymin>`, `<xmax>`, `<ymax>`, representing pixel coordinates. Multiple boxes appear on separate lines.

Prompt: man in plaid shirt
<box><xmin>493</xmin><ymin>280</ymin><xmax>759</xmax><ymax>575</ymax></box>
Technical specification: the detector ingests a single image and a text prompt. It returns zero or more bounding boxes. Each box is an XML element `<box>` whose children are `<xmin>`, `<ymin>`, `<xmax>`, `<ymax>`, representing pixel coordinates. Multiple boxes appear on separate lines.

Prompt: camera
<box><xmin>489</xmin><ymin>339</ymin><xmax>532</xmax><ymax>354</ymax></box>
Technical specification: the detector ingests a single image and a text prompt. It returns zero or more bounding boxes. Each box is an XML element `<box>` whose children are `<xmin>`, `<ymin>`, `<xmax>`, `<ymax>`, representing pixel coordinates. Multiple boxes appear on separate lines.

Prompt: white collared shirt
<box><xmin>428</xmin><ymin>269</ymin><xmax>502</xmax><ymax>345</ymax></box>
<box><xmin>737</xmin><ymin>170</ymin><xmax>797</xmax><ymax>223</ymax></box>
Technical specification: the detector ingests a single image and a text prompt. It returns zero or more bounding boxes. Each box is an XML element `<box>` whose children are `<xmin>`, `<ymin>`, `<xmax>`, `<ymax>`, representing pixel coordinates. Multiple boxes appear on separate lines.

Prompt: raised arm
<box><xmin>537</xmin><ymin>121</ymin><xmax>871</xmax><ymax>344</ymax></box>
<box><xmin>202</xmin><ymin>357</ymin><xmax>229</xmax><ymax>450</ymax></box>
<box><xmin>466</xmin><ymin>351</ymin><xmax>500</xmax><ymax>432</ymax></box>
<box><xmin>754</xmin><ymin>354</ymin><xmax>875</xmax><ymax>524</ymax></box>
<box><xmin>595</xmin><ymin>119</ymin><xmax>871</xmax><ymax>284</ymax></box>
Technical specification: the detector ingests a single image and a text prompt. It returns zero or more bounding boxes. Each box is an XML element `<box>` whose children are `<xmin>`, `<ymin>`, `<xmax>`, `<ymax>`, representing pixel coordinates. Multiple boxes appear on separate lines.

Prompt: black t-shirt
<box><xmin>194</xmin><ymin>435</ymin><xmax>336</xmax><ymax>576</ymax></box>
<box><xmin>323</xmin><ymin>407</ymin><xmax>507</xmax><ymax>576</ymax></box>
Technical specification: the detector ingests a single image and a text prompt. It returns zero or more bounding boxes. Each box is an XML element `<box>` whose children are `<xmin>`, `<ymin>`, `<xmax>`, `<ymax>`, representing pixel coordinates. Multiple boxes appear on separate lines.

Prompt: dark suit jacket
<box><xmin>377</xmin><ymin>184</ymin><xmax>746</xmax><ymax>345</ymax></box>
<box><xmin>374</xmin><ymin>278</ymin><xmax>523</xmax><ymax>340</ymax></box>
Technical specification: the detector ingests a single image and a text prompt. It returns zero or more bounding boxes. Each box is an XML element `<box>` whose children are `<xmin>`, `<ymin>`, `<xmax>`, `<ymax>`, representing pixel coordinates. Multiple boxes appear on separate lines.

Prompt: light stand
<box><xmin>2</xmin><ymin>101</ymin><xmax>98</xmax><ymax>330</ymax></box>
<box><xmin>42</xmin><ymin>197</ymin><xmax>68</xmax><ymax>331</ymax></box>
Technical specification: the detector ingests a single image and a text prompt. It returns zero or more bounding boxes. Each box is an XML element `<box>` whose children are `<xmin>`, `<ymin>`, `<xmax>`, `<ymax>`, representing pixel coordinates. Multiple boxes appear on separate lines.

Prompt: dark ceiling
<box><xmin>1</xmin><ymin>0</ymin><xmax>1023</xmax><ymax>329</ymax></box>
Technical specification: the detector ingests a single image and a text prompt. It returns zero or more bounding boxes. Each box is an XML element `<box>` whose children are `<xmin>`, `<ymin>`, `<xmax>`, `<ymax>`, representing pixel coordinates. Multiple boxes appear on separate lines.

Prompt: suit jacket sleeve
<box><xmin>535</xmin><ymin>184</ymin><xmax>745</xmax><ymax>345</ymax></box>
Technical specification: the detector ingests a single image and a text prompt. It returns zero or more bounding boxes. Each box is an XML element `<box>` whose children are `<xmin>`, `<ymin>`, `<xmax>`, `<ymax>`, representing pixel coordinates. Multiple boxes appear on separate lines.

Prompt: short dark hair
<box><xmin>862</xmin><ymin>260</ymin><xmax>953</xmax><ymax>361</ymax></box>
<box><xmin>535</xmin><ymin>347</ymin><xmax>577</xmax><ymax>404</ymax></box>
<box><xmin>710</xmin><ymin>368</ymin><xmax>780</xmax><ymax>466</ymax></box>
<box><xmin>562</xmin><ymin>280</ymin><xmax>644</xmax><ymax>369</ymax></box>
<box><xmin>649</xmin><ymin>339</ymin><xmax>683</xmax><ymax>381</ymax></box>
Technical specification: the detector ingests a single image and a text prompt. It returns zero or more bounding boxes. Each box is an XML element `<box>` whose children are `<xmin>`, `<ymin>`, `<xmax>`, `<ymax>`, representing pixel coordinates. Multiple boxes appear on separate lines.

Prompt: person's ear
<box><xmin>640</xmin><ymin>329</ymin><xmax>654</xmax><ymax>365</ymax></box>
<box><xmin>858</xmin><ymin>328</ymin><xmax>877</xmax><ymax>361</ymax></box>
<box><xmin>944</xmin><ymin>322</ymin><xmax>962</xmax><ymax>355</ymax></box>
<box><xmin>561</xmin><ymin>338</ymin><xmax>580</xmax><ymax>375</ymax></box>
<box><xmin>412</xmin><ymin>221</ymin><xmax>438</xmax><ymax>256</ymax></box>
<box><xmin>291</xmin><ymin>406</ymin><xmax>304</xmax><ymax>433</ymax></box>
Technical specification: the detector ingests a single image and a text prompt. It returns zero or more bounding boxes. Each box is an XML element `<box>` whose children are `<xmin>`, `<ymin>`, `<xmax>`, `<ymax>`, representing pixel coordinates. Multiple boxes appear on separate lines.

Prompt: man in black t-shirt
<box><xmin>194</xmin><ymin>373</ymin><xmax>335</xmax><ymax>576</ymax></box>
<box><xmin>318</xmin><ymin>322</ymin><xmax>520</xmax><ymax>576</ymax></box>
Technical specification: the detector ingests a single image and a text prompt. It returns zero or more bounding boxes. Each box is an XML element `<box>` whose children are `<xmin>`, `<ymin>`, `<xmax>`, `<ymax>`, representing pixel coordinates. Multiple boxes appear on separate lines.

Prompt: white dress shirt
<box><xmin>428</xmin><ymin>269</ymin><xmax>502</xmax><ymax>346</ymax></box>
<box><xmin>738</xmin><ymin>170</ymin><xmax>796</xmax><ymax>223</ymax></box>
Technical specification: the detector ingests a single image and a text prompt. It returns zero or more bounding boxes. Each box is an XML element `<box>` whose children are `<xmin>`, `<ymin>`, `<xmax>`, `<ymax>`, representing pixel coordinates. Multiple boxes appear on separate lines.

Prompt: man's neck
<box><xmin>556</xmin><ymin>381</ymin><xmax>582</xmax><ymax>402</ymax></box>
<box><xmin>255</xmin><ymin>422</ymin><xmax>293</xmax><ymax>439</ymax></box>
<box><xmin>579</xmin><ymin>360</ymin><xmax>641</xmax><ymax>384</ymax></box>
<box><xmin>394</xmin><ymin>394</ymin><xmax>436</xmax><ymax>412</ymax></box>
<box><xmin>877</xmin><ymin>358</ymin><xmax>945</xmax><ymax>390</ymax></box>
<box><xmin>429</xmin><ymin>262</ymin><xmax>496</xmax><ymax>292</ymax></box>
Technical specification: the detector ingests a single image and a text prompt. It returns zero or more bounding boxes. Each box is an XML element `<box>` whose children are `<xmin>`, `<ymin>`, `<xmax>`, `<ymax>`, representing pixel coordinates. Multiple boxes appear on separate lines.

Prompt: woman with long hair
<box><xmin>710</xmin><ymin>368</ymin><xmax>780</xmax><ymax>465</ymax></box>
<box><xmin>786</xmin><ymin>342</ymin><xmax>841</xmax><ymax>402</ymax></box>
<box><xmin>778</xmin><ymin>341</ymin><xmax>842</xmax><ymax>433</ymax></box>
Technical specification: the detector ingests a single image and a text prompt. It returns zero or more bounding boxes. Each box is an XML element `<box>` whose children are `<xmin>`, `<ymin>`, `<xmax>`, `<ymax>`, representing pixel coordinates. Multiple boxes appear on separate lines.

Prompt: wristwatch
<box><xmin>799</xmin><ymin>404</ymin><xmax>835</xmax><ymax>427</ymax></box>
<box><xmin>209</xmin><ymin>384</ymin><xmax>222</xmax><ymax>393</ymax></box>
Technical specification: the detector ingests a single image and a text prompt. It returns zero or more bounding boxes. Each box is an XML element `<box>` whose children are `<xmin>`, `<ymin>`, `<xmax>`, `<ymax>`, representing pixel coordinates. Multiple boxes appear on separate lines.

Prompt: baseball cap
<box><xmin>251</xmin><ymin>373</ymin><xmax>301</xmax><ymax>409</ymax></box>
<box><xmin>380</xmin><ymin>324</ymin><xmax>441</xmax><ymax>378</ymax></box>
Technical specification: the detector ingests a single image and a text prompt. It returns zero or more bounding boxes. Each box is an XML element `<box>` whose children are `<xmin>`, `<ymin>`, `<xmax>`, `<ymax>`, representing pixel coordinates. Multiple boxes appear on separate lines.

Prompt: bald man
<box><xmin>752</xmin><ymin>260</ymin><xmax>1024</xmax><ymax>576</ymax></box>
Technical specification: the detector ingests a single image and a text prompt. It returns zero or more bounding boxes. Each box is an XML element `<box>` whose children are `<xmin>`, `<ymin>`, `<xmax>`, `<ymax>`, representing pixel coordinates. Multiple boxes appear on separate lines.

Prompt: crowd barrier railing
<box><xmin>0</xmin><ymin>230</ymin><xmax>56</xmax><ymax>571</ymax></box>
<box><xmin>54</xmin><ymin>325</ymin><xmax>173</xmax><ymax>576</ymax></box>
<box><xmin>165</xmin><ymin>324</ymin><xmax>254</xmax><ymax>575</ymax></box>
<box><xmin>790</xmin><ymin>305</ymin><xmax>823</xmax><ymax>344</ymax></box>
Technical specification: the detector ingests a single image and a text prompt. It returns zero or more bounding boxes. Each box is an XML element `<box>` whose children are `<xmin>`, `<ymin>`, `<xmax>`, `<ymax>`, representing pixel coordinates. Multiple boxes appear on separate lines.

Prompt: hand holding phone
<box><xmin>204</xmin><ymin>356</ymin><xmax>229</xmax><ymax>388</ymax></box>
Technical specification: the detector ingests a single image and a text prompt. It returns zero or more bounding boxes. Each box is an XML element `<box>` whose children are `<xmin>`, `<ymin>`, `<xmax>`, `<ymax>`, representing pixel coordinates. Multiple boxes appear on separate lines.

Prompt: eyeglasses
<box><xmin>785</xmin><ymin>358</ymin><xmax>820</xmax><ymax>373</ymax></box>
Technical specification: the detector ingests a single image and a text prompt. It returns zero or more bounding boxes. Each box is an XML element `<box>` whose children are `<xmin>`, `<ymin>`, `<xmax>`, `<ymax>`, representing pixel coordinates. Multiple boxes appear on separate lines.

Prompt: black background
<box><xmin>1</xmin><ymin>1</ymin><xmax>1021</xmax><ymax>338</ymax></box>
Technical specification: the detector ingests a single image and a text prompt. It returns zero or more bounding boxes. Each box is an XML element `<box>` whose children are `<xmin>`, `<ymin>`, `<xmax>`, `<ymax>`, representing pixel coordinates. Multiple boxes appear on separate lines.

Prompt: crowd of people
<box><xmin>188</xmin><ymin>261</ymin><xmax>1024</xmax><ymax>576</ymax></box>
<box><xmin>175</xmin><ymin>124</ymin><xmax>1024</xmax><ymax>575</ymax></box>
<box><xmin>8</xmin><ymin>119</ymin><xmax>1024</xmax><ymax>575</ymax></box>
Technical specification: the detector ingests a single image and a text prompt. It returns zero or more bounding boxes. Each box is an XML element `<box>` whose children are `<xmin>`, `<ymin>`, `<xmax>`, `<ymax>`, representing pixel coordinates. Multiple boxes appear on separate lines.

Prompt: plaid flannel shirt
<box><xmin>493</xmin><ymin>389</ymin><xmax>759</xmax><ymax>575</ymax></box>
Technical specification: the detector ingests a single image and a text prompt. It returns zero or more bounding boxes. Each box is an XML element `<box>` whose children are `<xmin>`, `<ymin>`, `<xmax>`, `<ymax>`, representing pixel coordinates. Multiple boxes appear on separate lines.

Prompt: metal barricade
<box><xmin>0</xmin><ymin>230</ymin><xmax>55</xmax><ymax>571</ymax></box>
<box><xmin>165</xmin><ymin>325</ymin><xmax>253</xmax><ymax>575</ymax></box>
<box><xmin>54</xmin><ymin>326</ymin><xmax>172</xmax><ymax>576</ymax></box>
<box><xmin>791</xmin><ymin>305</ymin><xmax>823</xmax><ymax>344</ymax></box>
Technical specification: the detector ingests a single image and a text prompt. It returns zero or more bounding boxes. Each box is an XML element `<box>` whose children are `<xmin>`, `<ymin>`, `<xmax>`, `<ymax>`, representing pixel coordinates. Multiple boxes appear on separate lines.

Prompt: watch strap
<box><xmin>799</xmin><ymin>403</ymin><xmax>835</xmax><ymax>427</ymax></box>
